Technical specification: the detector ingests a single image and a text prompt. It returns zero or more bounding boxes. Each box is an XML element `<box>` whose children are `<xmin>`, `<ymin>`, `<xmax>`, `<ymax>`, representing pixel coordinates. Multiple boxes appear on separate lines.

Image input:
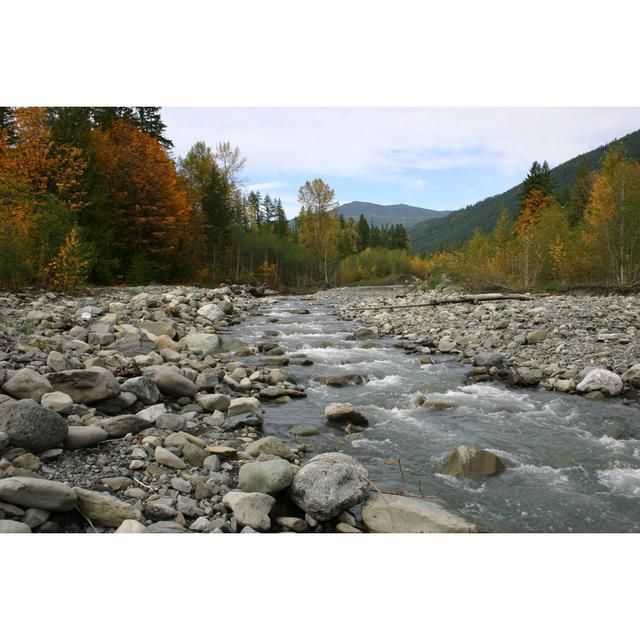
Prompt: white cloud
<box><xmin>164</xmin><ymin>107</ymin><xmax>640</xmax><ymax>183</ymax></box>
<box><xmin>242</xmin><ymin>181</ymin><xmax>286</xmax><ymax>193</ymax></box>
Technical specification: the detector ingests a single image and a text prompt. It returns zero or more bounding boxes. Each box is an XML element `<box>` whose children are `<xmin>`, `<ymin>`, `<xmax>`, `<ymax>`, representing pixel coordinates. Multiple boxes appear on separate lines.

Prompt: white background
<box><xmin>2</xmin><ymin>1</ymin><xmax>640</xmax><ymax>638</ymax></box>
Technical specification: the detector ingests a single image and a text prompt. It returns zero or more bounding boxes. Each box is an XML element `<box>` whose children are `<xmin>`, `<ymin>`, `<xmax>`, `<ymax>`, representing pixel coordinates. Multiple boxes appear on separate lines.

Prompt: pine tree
<box><xmin>262</xmin><ymin>194</ymin><xmax>274</xmax><ymax>226</ymax></box>
<box><xmin>246</xmin><ymin>191</ymin><xmax>262</xmax><ymax>227</ymax></box>
<box><xmin>520</xmin><ymin>160</ymin><xmax>555</xmax><ymax>204</ymax></box>
<box><xmin>274</xmin><ymin>198</ymin><xmax>289</xmax><ymax>237</ymax></box>
<box><xmin>202</xmin><ymin>164</ymin><xmax>234</xmax><ymax>274</ymax></box>
<box><xmin>356</xmin><ymin>214</ymin><xmax>370</xmax><ymax>250</ymax></box>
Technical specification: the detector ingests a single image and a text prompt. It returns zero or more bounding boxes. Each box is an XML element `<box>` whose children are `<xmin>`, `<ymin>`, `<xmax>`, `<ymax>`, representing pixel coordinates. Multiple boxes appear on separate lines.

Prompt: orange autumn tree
<box><xmin>90</xmin><ymin>120</ymin><xmax>192</xmax><ymax>282</ymax></box>
<box><xmin>0</xmin><ymin>108</ymin><xmax>87</xmax><ymax>287</ymax></box>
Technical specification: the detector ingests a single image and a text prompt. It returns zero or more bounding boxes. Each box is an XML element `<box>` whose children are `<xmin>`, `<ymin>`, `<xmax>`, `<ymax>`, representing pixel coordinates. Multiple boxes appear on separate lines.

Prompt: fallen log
<box><xmin>346</xmin><ymin>292</ymin><xmax>534</xmax><ymax>311</ymax></box>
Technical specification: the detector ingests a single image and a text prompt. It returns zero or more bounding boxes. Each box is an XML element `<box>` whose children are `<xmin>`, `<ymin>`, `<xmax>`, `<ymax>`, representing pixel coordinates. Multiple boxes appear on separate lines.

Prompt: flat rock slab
<box><xmin>0</xmin><ymin>477</ymin><xmax>77</xmax><ymax>511</ymax></box>
<box><xmin>362</xmin><ymin>493</ymin><xmax>478</xmax><ymax>533</ymax></box>
<box><xmin>74</xmin><ymin>487</ymin><xmax>141</xmax><ymax>528</ymax></box>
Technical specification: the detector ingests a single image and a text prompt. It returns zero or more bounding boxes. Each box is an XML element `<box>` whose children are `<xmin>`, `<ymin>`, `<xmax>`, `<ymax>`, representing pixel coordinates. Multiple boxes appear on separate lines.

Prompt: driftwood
<box><xmin>349</xmin><ymin>292</ymin><xmax>534</xmax><ymax>311</ymax></box>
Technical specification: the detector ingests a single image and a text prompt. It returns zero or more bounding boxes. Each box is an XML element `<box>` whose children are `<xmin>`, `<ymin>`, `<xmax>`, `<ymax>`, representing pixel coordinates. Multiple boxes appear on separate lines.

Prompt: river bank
<box><xmin>1</xmin><ymin>284</ymin><xmax>472</xmax><ymax>534</ymax></box>
<box><xmin>333</xmin><ymin>285</ymin><xmax>640</xmax><ymax>402</ymax></box>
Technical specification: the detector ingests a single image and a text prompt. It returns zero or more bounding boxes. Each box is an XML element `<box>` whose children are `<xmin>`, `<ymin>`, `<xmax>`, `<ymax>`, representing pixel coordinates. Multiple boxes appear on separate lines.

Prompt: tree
<box><xmin>177</xmin><ymin>141</ymin><xmax>216</xmax><ymax>212</ymax></box>
<box><xmin>297</xmin><ymin>178</ymin><xmax>341</xmax><ymax>286</ymax></box>
<box><xmin>273</xmin><ymin>198</ymin><xmax>289</xmax><ymax>238</ymax></box>
<box><xmin>520</xmin><ymin>160</ymin><xmax>555</xmax><ymax>205</ymax></box>
<box><xmin>213</xmin><ymin>141</ymin><xmax>246</xmax><ymax>186</ymax></box>
<box><xmin>262</xmin><ymin>194</ymin><xmax>274</xmax><ymax>226</ymax></box>
<box><xmin>356</xmin><ymin>214</ymin><xmax>370</xmax><ymax>250</ymax></box>
<box><xmin>202</xmin><ymin>163</ymin><xmax>235</xmax><ymax>275</ymax></box>
<box><xmin>89</xmin><ymin>120</ymin><xmax>190</xmax><ymax>281</ymax></box>
<box><xmin>245</xmin><ymin>191</ymin><xmax>262</xmax><ymax>228</ymax></box>
<box><xmin>583</xmin><ymin>147</ymin><xmax>640</xmax><ymax>285</ymax></box>
<box><xmin>566</xmin><ymin>158</ymin><xmax>594</xmax><ymax>226</ymax></box>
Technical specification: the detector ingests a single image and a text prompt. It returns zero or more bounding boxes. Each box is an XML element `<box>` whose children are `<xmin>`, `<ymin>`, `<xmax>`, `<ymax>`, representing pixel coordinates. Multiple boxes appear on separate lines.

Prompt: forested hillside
<box><xmin>337</xmin><ymin>200</ymin><xmax>448</xmax><ymax>228</ymax></box>
<box><xmin>410</xmin><ymin>128</ymin><xmax>640</xmax><ymax>254</ymax></box>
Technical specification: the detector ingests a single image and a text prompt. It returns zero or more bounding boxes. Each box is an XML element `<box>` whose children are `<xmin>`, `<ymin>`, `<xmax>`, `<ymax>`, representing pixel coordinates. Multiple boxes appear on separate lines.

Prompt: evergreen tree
<box><xmin>262</xmin><ymin>194</ymin><xmax>274</xmax><ymax>226</ymax></box>
<box><xmin>274</xmin><ymin>198</ymin><xmax>289</xmax><ymax>237</ymax></box>
<box><xmin>202</xmin><ymin>164</ymin><xmax>234</xmax><ymax>271</ymax></box>
<box><xmin>246</xmin><ymin>191</ymin><xmax>262</xmax><ymax>227</ymax></box>
<box><xmin>520</xmin><ymin>160</ymin><xmax>555</xmax><ymax>204</ymax></box>
<box><xmin>0</xmin><ymin>107</ymin><xmax>16</xmax><ymax>142</ymax></box>
<box><xmin>356</xmin><ymin>214</ymin><xmax>370</xmax><ymax>251</ymax></box>
<box><xmin>133</xmin><ymin>107</ymin><xmax>173</xmax><ymax>149</ymax></box>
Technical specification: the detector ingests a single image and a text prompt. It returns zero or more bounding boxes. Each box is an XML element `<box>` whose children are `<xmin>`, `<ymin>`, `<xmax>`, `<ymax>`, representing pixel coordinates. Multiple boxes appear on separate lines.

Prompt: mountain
<box><xmin>409</xmin><ymin>128</ymin><xmax>640</xmax><ymax>254</ymax></box>
<box><xmin>337</xmin><ymin>201</ymin><xmax>449</xmax><ymax>228</ymax></box>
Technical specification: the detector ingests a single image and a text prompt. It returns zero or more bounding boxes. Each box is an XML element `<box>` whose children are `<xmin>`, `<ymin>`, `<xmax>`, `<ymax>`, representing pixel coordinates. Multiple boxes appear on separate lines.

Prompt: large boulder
<box><xmin>354</xmin><ymin>326</ymin><xmax>379</xmax><ymax>340</ymax></box>
<box><xmin>94</xmin><ymin>415</ymin><xmax>151</xmax><ymax>439</ymax></box>
<box><xmin>577</xmin><ymin>368</ymin><xmax>624</xmax><ymax>396</ymax></box>
<box><xmin>222</xmin><ymin>491</ymin><xmax>275</xmax><ymax>531</ymax></box>
<box><xmin>45</xmin><ymin>367</ymin><xmax>120</xmax><ymax>404</ymax></box>
<box><xmin>74</xmin><ymin>487</ymin><xmax>141</xmax><ymax>528</ymax></box>
<box><xmin>138</xmin><ymin>320</ymin><xmax>176</xmax><ymax>338</ymax></box>
<box><xmin>362</xmin><ymin>493</ymin><xmax>478</xmax><ymax>533</ymax></box>
<box><xmin>0</xmin><ymin>399</ymin><xmax>68</xmax><ymax>452</ymax></box>
<box><xmin>289</xmin><ymin>452</ymin><xmax>369</xmax><ymax>521</ymax></box>
<box><xmin>324</xmin><ymin>402</ymin><xmax>368</xmax><ymax>426</ymax></box>
<box><xmin>1</xmin><ymin>368</ymin><xmax>52</xmax><ymax>401</ymax></box>
<box><xmin>0</xmin><ymin>477</ymin><xmax>77</xmax><ymax>511</ymax></box>
<box><xmin>148</xmin><ymin>366</ymin><xmax>196</xmax><ymax>398</ymax></box>
<box><xmin>238</xmin><ymin>459</ymin><xmax>294</xmax><ymax>494</ymax></box>
<box><xmin>442</xmin><ymin>445</ymin><xmax>505</xmax><ymax>479</ymax></box>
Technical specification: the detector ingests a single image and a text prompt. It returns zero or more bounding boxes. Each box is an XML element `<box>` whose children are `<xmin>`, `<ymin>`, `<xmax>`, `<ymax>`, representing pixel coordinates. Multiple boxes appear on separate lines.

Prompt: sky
<box><xmin>163</xmin><ymin>108</ymin><xmax>640</xmax><ymax>218</ymax></box>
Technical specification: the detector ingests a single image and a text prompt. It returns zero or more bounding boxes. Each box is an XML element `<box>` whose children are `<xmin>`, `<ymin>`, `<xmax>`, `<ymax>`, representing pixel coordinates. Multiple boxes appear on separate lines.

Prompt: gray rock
<box><xmin>362</xmin><ymin>493</ymin><xmax>478</xmax><ymax>533</ymax></box>
<box><xmin>0</xmin><ymin>399</ymin><xmax>68</xmax><ymax>452</ymax></box>
<box><xmin>135</xmin><ymin>403</ymin><xmax>167</xmax><ymax>423</ymax></box>
<box><xmin>65</xmin><ymin>425</ymin><xmax>108</xmax><ymax>450</ymax></box>
<box><xmin>138</xmin><ymin>320</ymin><xmax>176</xmax><ymax>338</ymax></box>
<box><xmin>622</xmin><ymin>364</ymin><xmax>640</xmax><ymax>388</ymax></box>
<box><xmin>576</xmin><ymin>368</ymin><xmax>623</xmax><ymax>396</ymax></box>
<box><xmin>222</xmin><ymin>491</ymin><xmax>275</xmax><ymax>531</ymax></box>
<box><xmin>46</xmin><ymin>367</ymin><xmax>119</xmax><ymax>404</ymax></box>
<box><xmin>289</xmin><ymin>452</ymin><xmax>369</xmax><ymax>521</ymax></box>
<box><xmin>179</xmin><ymin>333</ymin><xmax>220</xmax><ymax>353</ymax></box>
<box><xmin>290</xmin><ymin>426</ymin><xmax>320</xmax><ymax>437</ymax></box>
<box><xmin>75</xmin><ymin>487</ymin><xmax>141</xmax><ymax>528</ymax></box>
<box><xmin>2</xmin><ymin>368</ymin><xmax>52</xmax><ymax>401</ymax></box>
<box><xmin>46</xmin><ymin>351</ymin><xmax>68</xmax><ymax>372</ymax></box>
<box><xmin>526</xmin><ymin>329</ymin><xmax>548</xmax><ymax>344</ymax></box>
<box><xmin>324</xmin><ymin>402</ymin><xmax>368</xmax><ymax>426</ymax></box>
<box><xmin>238</xmin><ymin>459</ymin><xmax>294</xmax><ymax>494</ymax></box>
<box><xmin>22</xmin><ymin>507</ymin><xmax>49</xmax><ymax>529</ymax></box>
<box><xmin>115</xmin><ymin>519</ymin><xmax>148</xmax><ymax>533</ymax></box>
<box><xmin>120</xmin><ymin>376</ymin><xmax>160</xmax><ymax>405</ymax></box>
<box><xmin>443</xmin><ymin>445</ymin><xmax>505</xmax><ymax>479</ymax></box>
<box><xmin>197</xmin><ymin>303</ymin><xmax>225</xmax><ymax>323</ymax></box>
<box><xmin>473</xmin><ymin>351</ymin><xmax>504</xmax><ymax>368</ymax></box>
<box><xmin>246</xmin><ymin>435</ymin><xmax>296</xmax><ymax>461</ymax></box>
<box><xmin>149</xmin><ymin>366</ymin><xmax>196</xmax><ymax>398</ymax></box>
<box><xmin>156</xmin><ymin>413</ymin><xmax>187</xmax><ymax>431</ymax></box>
<box><xmin>196</xmin><ymin>393</ymin><xmax>230</xmax><ymax>412</ymax></box>
<box><xmin>95</xmin><ymin>415</ymin><xmax>151</xmax><ymax>439</ymax></box>
<box><xmin>155</xmin><ymin>447</ymin><xmax>186</xmax><ymax>469</ymax></box>
<box><xmin>227</xmin><ymin>396</ymin><xmax>261</xmax><ymax>416</ymax></box>
<box><xmin>437</xmin><ymin>337</ymin><xmax>456</xmax><ymax>352</ymax></box>
<box><xmin>223</xmin><ymin>412</ymin><xmax>264</xmax><ymax>431</ymax></box>
<box><xmin>0</xmin><ymin>477</ymin><xmax>77</xmax><ymax>511</ymax></box>
<box><xmin>147</xmin><ymin>521</ymin><xmax>187</xmax><ymax>533</ymax></box>
<box><xmin>354</xmin><ymin>326</ymin><xmax>379</xmax><ymax>339</ymax></box>
<box><xmin>0</xmin><ymin>520</ymin><xmax>31</xmax><ymax>533</ymax></box>
<box><xmin>41</xmin><ymin>391</ymin><xmax>73</xmax><ymax>413</ymax></box>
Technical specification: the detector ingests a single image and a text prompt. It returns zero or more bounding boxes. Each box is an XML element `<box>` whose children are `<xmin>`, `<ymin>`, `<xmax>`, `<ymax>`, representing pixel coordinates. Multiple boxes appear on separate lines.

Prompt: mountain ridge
<box><xmin>337</xmin><ymin>200</ymin><xmax>449</xmax><ymax>228</ymax></box>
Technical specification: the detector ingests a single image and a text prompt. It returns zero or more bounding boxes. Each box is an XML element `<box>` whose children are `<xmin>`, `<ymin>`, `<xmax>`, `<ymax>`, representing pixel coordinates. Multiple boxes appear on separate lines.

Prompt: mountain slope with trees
<box><xmin>338</xmin><ymin>200</ymin><xmax>449</xmax><ymax>228</ymax></box>
<box><xmin>409</xmin><ymin>128</ymin><xmax>640</xmax><ymax>254</ymax></box>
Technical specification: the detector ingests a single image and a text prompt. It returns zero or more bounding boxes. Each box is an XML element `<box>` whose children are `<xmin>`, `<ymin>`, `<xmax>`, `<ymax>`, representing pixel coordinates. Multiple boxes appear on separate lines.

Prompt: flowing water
<box><xmin>228</xmin><ymin>287</ymin><xmax>640</xmax><ymax>532</ymax></box>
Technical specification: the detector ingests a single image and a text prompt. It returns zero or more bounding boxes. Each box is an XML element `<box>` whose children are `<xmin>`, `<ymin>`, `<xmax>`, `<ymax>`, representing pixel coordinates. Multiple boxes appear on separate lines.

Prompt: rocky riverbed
<box><xmin>0</xmin><ymin>284</ymin><xmax>474</xmax><ymax>534</ymax></box>
<box><xmin>333</xmin><ymin>286</ymin><xmax>640</xmax><ymax>402</ymax></box>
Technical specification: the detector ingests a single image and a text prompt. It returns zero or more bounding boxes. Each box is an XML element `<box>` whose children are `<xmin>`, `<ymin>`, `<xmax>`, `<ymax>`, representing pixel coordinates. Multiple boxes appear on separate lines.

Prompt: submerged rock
<box><xmin>324</xmin><ymin>402</ymin><xmax>368</xmax><ymax>426</ymax></box>
<box><xmin>442</xmin><ymin>445</ymin><xmax>505</xmax><ymax>479</ymax></box>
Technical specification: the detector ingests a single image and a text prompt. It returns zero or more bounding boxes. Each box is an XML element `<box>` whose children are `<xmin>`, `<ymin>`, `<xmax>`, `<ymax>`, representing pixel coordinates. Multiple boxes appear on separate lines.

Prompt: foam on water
<box><xmin>510</xmin><ymin>464</ymin><xmax>572</xmax><ymax>486</ymax></box>
<box><xmin>435</xmin><ymin>383</ymin><xmax>537</xmax><ymax>413</ymax></box>
<box><xmin>597</xmin><ymin>467</ymin><xmax>640</xmax><ymax>497</ymax></box>
<box><xmin>366</xmin><ymin>374</ymin><xmax>407</xmax><ymax>388</ymax></box>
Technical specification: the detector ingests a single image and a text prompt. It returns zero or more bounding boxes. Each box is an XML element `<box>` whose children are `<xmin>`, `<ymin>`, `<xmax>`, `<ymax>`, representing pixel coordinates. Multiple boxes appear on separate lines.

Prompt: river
<box><xmin>227</xmin><ymin>286</ymin><xmax>640</xmax><ymax>532</ymax></box>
